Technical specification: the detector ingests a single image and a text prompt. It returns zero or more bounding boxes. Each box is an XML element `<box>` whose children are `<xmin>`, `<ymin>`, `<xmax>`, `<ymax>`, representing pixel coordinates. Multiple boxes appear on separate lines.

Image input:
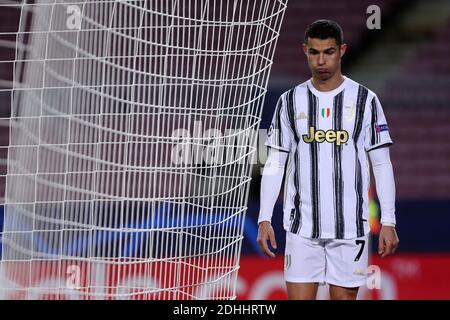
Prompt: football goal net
<box><xmin>0</xmin><ymin>0</ymin><xmax>288</xmax><ymax>299</ymax></box>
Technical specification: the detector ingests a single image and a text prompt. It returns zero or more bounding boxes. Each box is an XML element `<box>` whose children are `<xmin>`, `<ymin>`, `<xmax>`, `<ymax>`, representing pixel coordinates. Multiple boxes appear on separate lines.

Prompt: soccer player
<box><xmin>257</xmin><ymin>20</ymin><xmax>399</xmax><ymax>300</ymax></box>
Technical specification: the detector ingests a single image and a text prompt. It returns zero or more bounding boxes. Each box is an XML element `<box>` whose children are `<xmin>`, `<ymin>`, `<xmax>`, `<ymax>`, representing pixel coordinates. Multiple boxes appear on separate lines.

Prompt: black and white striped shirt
<box><xmin>266</xmin><ymin>76</ymin><xmax>393</xmax><ymax>239</ymax></box>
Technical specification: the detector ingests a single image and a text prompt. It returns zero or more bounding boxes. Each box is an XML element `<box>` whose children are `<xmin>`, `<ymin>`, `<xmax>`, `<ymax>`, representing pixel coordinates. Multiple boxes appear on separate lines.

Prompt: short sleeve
<box><xmin>364</xmin><ymin>95</ymin><xmax>393</xmax><ymax>151</ymax></box>
<box><xmin>265</xmin><ymin>94</ymin><xmax>293</xmax><ymax>152</ymax></box>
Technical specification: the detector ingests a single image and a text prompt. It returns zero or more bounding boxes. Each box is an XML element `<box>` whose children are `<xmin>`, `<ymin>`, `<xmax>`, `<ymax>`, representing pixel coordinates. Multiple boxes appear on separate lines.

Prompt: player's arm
<box><xmin>257</xmin><ymin>147</ymin><xmax>288</xmax><ymax>258</ymax></box>
<box><xmin>368</xmin><ymin>146</ymin><xmax>399</xmax><ymax>258</ymax></box>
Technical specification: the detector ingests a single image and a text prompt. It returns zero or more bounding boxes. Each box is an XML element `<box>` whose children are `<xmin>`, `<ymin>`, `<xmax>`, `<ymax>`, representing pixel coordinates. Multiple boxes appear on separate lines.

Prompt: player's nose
<box><xmin>317</xmin><ymin>54</ymin><xmax>325</xmax><ymax>65</ymax></box>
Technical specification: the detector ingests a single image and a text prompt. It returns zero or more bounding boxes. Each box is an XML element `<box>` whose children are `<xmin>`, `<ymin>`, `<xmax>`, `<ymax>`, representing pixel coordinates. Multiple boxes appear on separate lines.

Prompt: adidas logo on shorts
<box><xmin>353</xmin><ymin>268</ymin><xmax>365</xmax><ymax>276</ymax></box>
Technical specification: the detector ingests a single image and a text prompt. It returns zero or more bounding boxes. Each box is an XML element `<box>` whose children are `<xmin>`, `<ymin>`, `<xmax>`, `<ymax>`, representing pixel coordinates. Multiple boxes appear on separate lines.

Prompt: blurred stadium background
<box><xmin>1</xmin><ymin>0</ymin><xmax>449</xmax><ymax>299</ymax></box>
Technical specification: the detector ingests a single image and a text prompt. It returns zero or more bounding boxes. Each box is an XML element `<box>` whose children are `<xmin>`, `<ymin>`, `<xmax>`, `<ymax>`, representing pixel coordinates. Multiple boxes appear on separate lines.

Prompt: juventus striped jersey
<box><xmin>266</xmin><ymin>76</ymin><xmax>393</xmax><ymax>239</ymax></box>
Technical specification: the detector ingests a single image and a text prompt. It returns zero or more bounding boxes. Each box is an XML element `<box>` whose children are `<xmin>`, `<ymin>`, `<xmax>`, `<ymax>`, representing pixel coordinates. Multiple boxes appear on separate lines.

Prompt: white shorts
<box><xmin>284</xmin><ymin>232</ymin><xmax>369</xmax><ymax>288</ymax></box>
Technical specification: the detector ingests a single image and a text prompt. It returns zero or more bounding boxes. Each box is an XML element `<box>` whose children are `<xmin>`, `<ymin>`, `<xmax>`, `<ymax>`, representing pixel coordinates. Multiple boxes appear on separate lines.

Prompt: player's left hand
<box><xmin>378</xmin><ymin>225</ymin><xmax>399</xmax><ymax>258</ymax></box>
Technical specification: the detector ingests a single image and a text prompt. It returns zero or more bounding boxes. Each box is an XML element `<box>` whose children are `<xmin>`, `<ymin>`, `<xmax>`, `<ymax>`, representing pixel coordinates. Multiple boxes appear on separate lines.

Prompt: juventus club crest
<box><xmin>267</xmin><ymin>123</ymin><xmax>274</xmax><ymax>137</ymax></box>
<box><xmin>344</xmin><ymin>102</ymin><xmax>356</xmax><ymax>122</ymax></box>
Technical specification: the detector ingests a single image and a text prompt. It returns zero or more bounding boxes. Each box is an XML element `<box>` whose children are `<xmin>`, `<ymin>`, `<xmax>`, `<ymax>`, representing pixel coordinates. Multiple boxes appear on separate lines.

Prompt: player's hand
<box><xmin>257</xmin><ymin>221</ymin><xmax>277</xmax><ymax>258</ymax></box>
<box><xmin>378</xmin><ymin>225</ymin><xmax>399</xmax><ymax>258</ymax></box>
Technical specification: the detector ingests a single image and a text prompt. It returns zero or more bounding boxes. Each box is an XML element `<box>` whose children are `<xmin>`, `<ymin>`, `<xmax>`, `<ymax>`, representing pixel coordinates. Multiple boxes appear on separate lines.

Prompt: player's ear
<box><xmin>339</xmin><ymin>43</ymin><xmax>347</xmax><ymax>58</ymax></box>
<box><xmin>302</xmin><ymin>43</ymin><xmax>308</xmax><ymax>56</ymax></box>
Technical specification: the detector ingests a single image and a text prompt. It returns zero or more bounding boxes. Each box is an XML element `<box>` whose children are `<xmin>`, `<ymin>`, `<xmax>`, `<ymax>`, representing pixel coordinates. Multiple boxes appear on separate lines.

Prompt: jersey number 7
<box><xmin>355</xmin><ymin>240</ymin><xmax>366</xmax><ymax>262</ymax></box>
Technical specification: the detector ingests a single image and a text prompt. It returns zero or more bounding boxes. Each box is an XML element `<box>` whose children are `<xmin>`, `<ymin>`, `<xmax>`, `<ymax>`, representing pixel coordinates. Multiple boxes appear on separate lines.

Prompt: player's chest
<box><xmin>293</xmin><ymin>97</ymin><xmax>358</xmax><ymax>145</ymax></box>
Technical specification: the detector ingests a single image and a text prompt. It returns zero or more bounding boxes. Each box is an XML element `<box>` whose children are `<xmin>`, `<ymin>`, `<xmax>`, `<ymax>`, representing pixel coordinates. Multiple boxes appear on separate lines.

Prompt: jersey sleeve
<box><xmin>364</xmin><ymin>94</ymin><xmax>393</xmax><ymax>152</ymax></box>
<box><xmin>265</xmin><ymin>94</ymin><xmax>293</xmax><ymax>152</ymax></box>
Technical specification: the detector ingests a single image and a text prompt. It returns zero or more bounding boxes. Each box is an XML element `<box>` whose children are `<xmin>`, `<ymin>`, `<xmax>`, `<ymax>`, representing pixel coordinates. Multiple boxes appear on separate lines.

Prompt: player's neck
<box><xmin>311</xmin><ymin>73</ymin><xmax>345</xmax><ymax>92</ymax></box>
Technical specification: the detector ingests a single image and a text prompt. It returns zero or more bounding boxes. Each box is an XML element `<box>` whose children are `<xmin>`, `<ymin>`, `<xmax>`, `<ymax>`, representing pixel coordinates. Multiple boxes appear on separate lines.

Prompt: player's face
<box><xmin>303</xmin><ymin>38</ymin><xmax>347</xmax><ymax>81</ymax></box>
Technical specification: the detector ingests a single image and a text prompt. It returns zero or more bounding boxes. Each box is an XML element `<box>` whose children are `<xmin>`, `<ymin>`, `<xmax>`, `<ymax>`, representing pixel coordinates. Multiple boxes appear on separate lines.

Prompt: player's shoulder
<box><xmin>279</xmin><ymin>80</ymin><xmax>310</xmax><ymax>98</ymax></box>
<box><xmin>345</xmin><ymin>77</ymin><xmax>378</xmax><ymax>100</ymax></box>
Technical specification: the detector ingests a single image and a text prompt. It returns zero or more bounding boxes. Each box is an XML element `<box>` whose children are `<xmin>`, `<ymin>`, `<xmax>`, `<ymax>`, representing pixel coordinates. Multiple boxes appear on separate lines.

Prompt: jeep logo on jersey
<box><xmin>302</xmin><ymin>127</ymin><xmax>349</xmax><ymax>145</ymax></box>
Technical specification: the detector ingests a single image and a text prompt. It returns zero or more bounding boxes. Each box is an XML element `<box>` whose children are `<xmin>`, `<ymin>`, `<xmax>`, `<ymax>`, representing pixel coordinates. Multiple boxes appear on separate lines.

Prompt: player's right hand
<box><xmin>257</xmin><ymin>221</ymin><xmax>277</xmax><ymax>258</ymax></box>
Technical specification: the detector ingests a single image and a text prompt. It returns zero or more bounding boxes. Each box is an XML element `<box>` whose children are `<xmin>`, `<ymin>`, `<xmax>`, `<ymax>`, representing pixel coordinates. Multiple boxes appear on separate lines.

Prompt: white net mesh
<box><xmin>0</xmin><ymin>0</ymin><xmax>287</xmax><ymax>299</ymax></box>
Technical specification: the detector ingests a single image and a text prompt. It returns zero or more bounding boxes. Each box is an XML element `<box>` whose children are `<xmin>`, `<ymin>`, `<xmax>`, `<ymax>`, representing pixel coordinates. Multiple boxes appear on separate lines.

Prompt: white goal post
<box><xmin>0</xmin><ymin>0</ymin><xmax>288</xmax><ymax>300</ymax></box>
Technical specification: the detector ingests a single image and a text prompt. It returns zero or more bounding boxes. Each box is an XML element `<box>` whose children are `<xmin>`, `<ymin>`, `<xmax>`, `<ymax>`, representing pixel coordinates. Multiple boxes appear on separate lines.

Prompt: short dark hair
<box><xmin>304</xmin><ymin>20</ymin><xmax>344</xmax><ymax>45</ymax></box>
